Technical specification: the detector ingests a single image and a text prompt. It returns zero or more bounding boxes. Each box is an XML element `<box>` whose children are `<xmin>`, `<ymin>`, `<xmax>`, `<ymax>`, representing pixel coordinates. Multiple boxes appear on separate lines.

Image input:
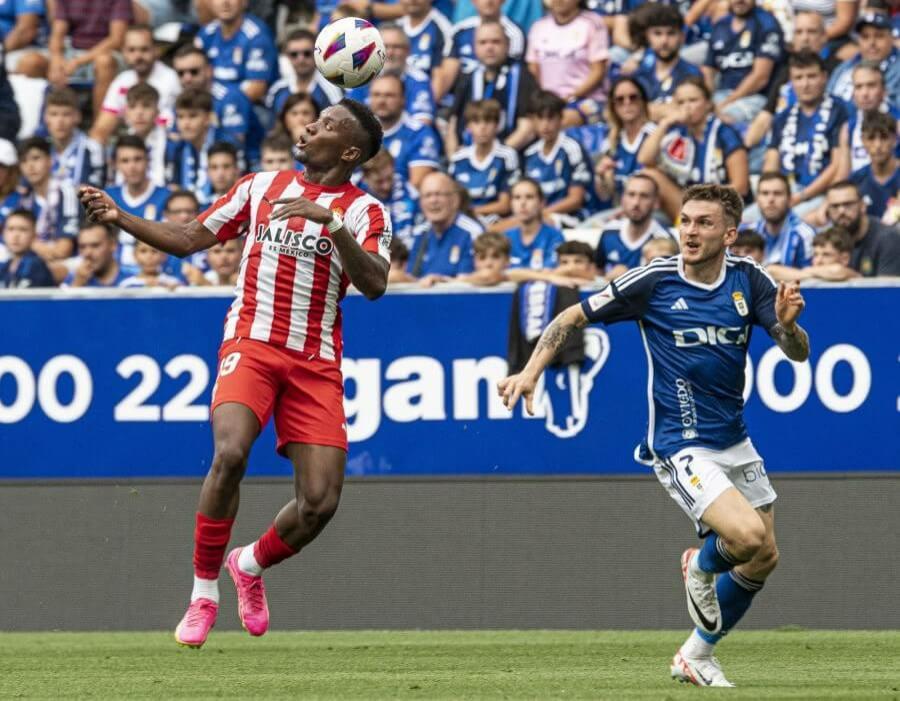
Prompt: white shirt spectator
<box><xmin>101</xmin><ymin>62</ymin><xmax>181</xmax><ymax>121</ymax></box>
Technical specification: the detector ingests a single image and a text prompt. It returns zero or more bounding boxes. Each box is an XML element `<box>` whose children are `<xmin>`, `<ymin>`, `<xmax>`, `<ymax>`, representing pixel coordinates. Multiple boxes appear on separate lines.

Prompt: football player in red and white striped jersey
<box><xmin>80</xmin><ymin>99</ymin><xmax>392</xmax><ymax>648</ymax></box>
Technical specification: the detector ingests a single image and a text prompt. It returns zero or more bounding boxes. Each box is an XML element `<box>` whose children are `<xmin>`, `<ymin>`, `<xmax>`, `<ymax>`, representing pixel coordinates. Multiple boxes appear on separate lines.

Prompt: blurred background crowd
<box><xmin>1</xmin><ymin>0</ymin><xmax>900</xmax><ymax>292</ymax></box>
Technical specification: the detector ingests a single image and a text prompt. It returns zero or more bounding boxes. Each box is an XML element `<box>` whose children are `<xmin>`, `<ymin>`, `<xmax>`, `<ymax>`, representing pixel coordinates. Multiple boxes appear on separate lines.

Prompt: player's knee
<box><xmin>210</xmin><ymin>442</ymin><xmax>249</xmax><ymax>481</ymax></box>
<box><xmin>729</xmin><ymin>518</ymin><xmax>767</xmax><ymax>561</ymax></box>
<box><xmin>298</xmin><ymin>482</ymin><xmax>342</xmax><ymax>523</ymax></box>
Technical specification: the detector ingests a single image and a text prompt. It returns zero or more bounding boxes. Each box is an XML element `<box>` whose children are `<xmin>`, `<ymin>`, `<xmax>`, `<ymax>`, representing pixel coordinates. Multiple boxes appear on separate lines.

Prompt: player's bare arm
<box><xmin>771</xmin><ymin>281</ymin><xmax>810</xmax><ymax>362</ymax></box>
<box><xmin>498</xmin><ymin>303</ymin><xmax>589</xmax><ymax>414</ymax></box>
<box><xmin>271</xmin><ymin>196</ymin><xmax>389</xmax><ymax>300</ymax></box>
<box><xmin>79</xmin><ymin>186</ymin><xmax>217</xmax><ymax>257</ymax></box>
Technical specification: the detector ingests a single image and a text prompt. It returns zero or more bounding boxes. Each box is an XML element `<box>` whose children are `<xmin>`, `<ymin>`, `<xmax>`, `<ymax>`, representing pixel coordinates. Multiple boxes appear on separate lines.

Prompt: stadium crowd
<box><xmin>2</xmin><ymin>0</ymin><xmax>900</xmax><ymax>290</ymax></box>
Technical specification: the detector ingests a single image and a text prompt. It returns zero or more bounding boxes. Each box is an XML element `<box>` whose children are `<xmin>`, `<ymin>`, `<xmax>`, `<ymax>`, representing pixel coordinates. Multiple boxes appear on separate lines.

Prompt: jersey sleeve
<box><xmin>571</xmin><ymin>145</ymin><xmax>592</xmax><ymax>188</ymax></box>
<box><xmin>593</xmin><ymin>232</ymin><xmax>609</xmax><ymax>270</ymax></box>
<box><xmin>718</xmin><ymin>123</ymin><xmax>745</xmax><ymax>159</ymax></box>
<box><xmin>197</xmin><ymin>173</ymin><xmax>254</xmax><ymax>241</ymax></box>
<box><xmin>756</xmin><ymin>18</ymin><xmax>783</xmax><ymax>63</ymax></box>
<box><xmin>408</xmin><ymin>79</ymin><xmax>436</xmax><ymax>123</ymax></box>
<box><xmin>347</xmin><ymin>198</ymin><xmax>393</xmax><ymax>262</ymax></box>
<box><xmin>16</xmin><ymin>0</ymin><xmax>46</xmax><ymax>17</ymax></box>
<box><xmin>543</xmin><ymin>228</ymin><xmax>565</xmax><ymax>267</ymax></box>
<box><xmin>409</xmin><ymin>126</ymin><xmax>441</xmax><ymax>169</ymax></box>
<box><xmin>745</xmin><ymin>260</ymin><xmax>779</xmax><ymax>331</ymax></box>
<box><xmin>580</xmin><ymin>267</ymin><xmax>656</xmax><ymax>324</ymax></box>
<box><xmin>245</xmin><ymin>34</ymin><xmax>277</xmax><ymax>84</ymax></box>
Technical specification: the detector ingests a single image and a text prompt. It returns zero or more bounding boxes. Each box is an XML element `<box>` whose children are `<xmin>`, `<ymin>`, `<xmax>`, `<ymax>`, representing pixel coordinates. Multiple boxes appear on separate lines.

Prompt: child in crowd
<box><xmin>850</xmin><ymin>111</ymin><xmax>900</xmax><ymax>220</ymax></box>
<box><xmin>0</xmin><ymin>210</ymin><xmax>56</xmax><ymax>289</ymax></box>
<box><xmin>183</xmin><ymin>238</ymin><xmax>243</xmax><ymax>286</ymax></box>
<box><xmin>640</xmin><ymin>236</ymin><xmax>680</xmax><ymax>266</ymax></box>
<box><xmin>119</xmin><ymin>240</ymin><xmax>183</xmax><ymax>289</ymax></box>
<box><xmin>259</xmin><ymin>134</ymin><xmax>295</xmax><ymax>172</ymax></box>
<box><xmin>44</xmin><ymin>88</ymin><xmax>105</xmax><ymax>187</ymax></box>
<box><xmin>388</xmin><ymin>239</ymin><xmax>416</xmax><ymax>284</ymax></box>
<box><xmin>360</xmin><ymin>148</ymin><xmax>421</xmax><ymax>248</ymax></box>
<box><xmin>555</xmin><ymin>241</ymin><xmax>598</xmax><ymax>283</ymax></box>
<box><xmin>728</xmin><ymin>230</ymin><xmax>766</xmax><ymax>263</ymax></box>
<box><xmin>123</xmin><ymin>84</ymin><xmax>167</xmax><ymax>187</ymax></box>
<box><xmin>501</xmin><ymin>178</ymin><xmax>565</xmax><ymax>270</ymax></box>
<box><xmin>207</xmin><ymin>142</ymin><xmax>241</xmax><ymax>201</ymax></box>
<box><xmin>456</xmin><ymin>231</ymin><xmax>512</xmax><ymax>286</ymax></box>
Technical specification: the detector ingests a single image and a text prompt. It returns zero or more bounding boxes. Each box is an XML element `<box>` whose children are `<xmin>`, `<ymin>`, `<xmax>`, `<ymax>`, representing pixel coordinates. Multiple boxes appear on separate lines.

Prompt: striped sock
<box><xmin>696</xmin><ymin>534</ymin><xmax>741</xmax><ymax>574</ymax></box>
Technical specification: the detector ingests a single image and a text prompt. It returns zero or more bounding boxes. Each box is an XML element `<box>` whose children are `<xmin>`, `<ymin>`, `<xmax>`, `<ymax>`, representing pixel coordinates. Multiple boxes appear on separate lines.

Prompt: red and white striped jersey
<box><xmin>197</xmin><ymin>170</ymin><xmax>392</xmax><ymax>362</ymax></box>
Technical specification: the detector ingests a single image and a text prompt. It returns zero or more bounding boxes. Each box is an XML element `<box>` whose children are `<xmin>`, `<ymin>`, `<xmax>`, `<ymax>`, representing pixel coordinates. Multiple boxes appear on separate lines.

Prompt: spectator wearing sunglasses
<box><xmin>172</xmin><ymin>44</ymin><xmax>265</xmax><ymax>167</ymax></box>
<box><xmin>266</xmin><ymin>29</ymin><xmax>344</xmax><ymax>118</ymax></box>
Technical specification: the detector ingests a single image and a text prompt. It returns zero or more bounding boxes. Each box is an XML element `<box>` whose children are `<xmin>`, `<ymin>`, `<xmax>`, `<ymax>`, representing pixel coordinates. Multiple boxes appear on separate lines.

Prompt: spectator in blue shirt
<box><xmin>359</xmin><ymin>147</ymin><xmax>421</xmax><ymax>248</ymax></box>
<box><xmin>370</xmin><ymin>73</ymin><xmax>441</xmax><ymax>189</ymax></box>
<box><xmin>265</xmin><ymin>29</ymin><xmax>344</xmax><ymax>117</ymax></box>
<box><xmin>0</xmin><ymin>210</ymin><xmax>56</xmax><ymax>288</ymax></box>
<box><xmin>64</xmin><ymin>223</ymin><xmax>130</xmax><ymax>287</ymax></box>
<box><xmin>764</xmin><ymin>51</ymin><xmax>846</xmax><ymax>217</ymax></box>
<box><xmin>1</xmin><ymin>0</ymin><xmax>46</xmax><ymax>76</ymax></box>
<box><xmin>838</xmin><ymin>62</ymin><xmax>900</xmax><ymax>176</ymax></box>
<box><xmin>702</xmin><ymin>0</ymin><xmax>783</xmax><ymax>125</ymax></box>
<box><xmin>827</xmin><ymin>12</ymin><xmax>900</xmax><ymax>109</ymax></box>
<box><xmin>449</xmin><ymin>98</ymin><xmax>520</xmax><ymax>223</ymax></box>
<box><xmin>501</xmin><ymin>178</ymin><xmax>565</xmax><ymax>270</ymax></box>
<box><xmin>400</xmin><ymin>0</ymin><xmax>452</xmax><ymax>77</ymax></box>
<box><xmin>346</xmin><ymin>25</ymin><xmax>436</xmax><ymax>125</ymax></box>
<box><xmin>850</xmin><ymin>111</ymin><xmax>900</xmax><ymax>220</ymax></box>
<box><xmin>206</xmin><ymin>141</ymin><xmax>241</xmax><ymax>200</ymax></box>
<box><xmin>749</xmin><ymin>172</ymin><xmax>816</xmax><ymax>269</ymax></box>
<box><xmin>44</xmin><ymin>87</ymin><xmax>105</xmax><ymax>188</ymax></box>
<box><xmin>407</xmin><ymin>171</ymin><xmax>482</xmax><ymax>280</ymax></box>
<box><xmin>173</xmin><ymin>44</ymin><xmax>265</xmax><ymax>167</ymax></box>
<box><xmin>196</xmin><ymin>0</ymin><xmax>278</xmax><ymax>103</ymax></box>
<box><xmin>523</xmin><ymin>90</ymin><xmax>593</xmax><ymax>225</ymax></box>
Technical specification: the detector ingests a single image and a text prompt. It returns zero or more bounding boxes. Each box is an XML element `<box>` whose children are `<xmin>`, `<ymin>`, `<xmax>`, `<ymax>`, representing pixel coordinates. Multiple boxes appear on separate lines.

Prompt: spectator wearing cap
<box><xmin>838</xmin><ymin>62</ymin><xmax>900</xmax><ymax>176</ymax></box>
<box><xmin>0</xmin><ymin>44</ymin><xmax>21</xmax><ymax>140</ymax></box>
<box><xmin>702</xmin><ymin>0</ymin><xmax>784</xmax><ymax>126</ymax></box>
<box><xmin>828</xmin><ymin>12</ymin><xmax>900</xmax><ymax>108</ymax></box>
<box><xmin>447</xmin><ymin>20</ymin><xmax>537</xmax><ymax>151</ymax></box>
<box><xmin>1</xmin><ymin>0</ymin><xmax>47</xmax><ymax>78</ymax></box>
<box><xmin>748</xmin><ymin>172</ymin><xmax>816</xmax><ymax>268</ymax></box>
<box><xmin>849</xmin><ymin>111</ymin><xmax>900</xmax><ymax>220</ymax></box>
<box><xmin>825</xmin><ymin>180</ymin><xmax>900</xmax><ymax>276</ymax></box>
<box><xmin>195</xmin><ymin>0</ymin><xmax>278</xmax><ymax>103</ymax></box>
<box><xmin>346</xmin><ymin>25</ymin><xmax>435</xmax><ymax>126</ymax></box>
<box><xmin>90</xmin><ymin>24</ymin><xmax>180</xmax><ymax>144</ymax></box>
<box><xmin>43</xmin><ymin>0</ymin><xmax>133</xmax><ymax>116</ymax></box>
<box><xmin>399</xmin><ymin>0</ymin><xmax>453</xmax><ymax>78</ymax></box>
<box><xmin>526</xmin><ymin>0</ymin><xmax>610</xmax><ymax>127</ymax></box>
<box><xmin>0</xmin><ymin>210</ymin><xmax>56</xmax><ymax>288</ymax></box>
<box><xmin>265</xmin><ymin>29</ymin><xmax>343</xmax><ymax>117</ymax></box>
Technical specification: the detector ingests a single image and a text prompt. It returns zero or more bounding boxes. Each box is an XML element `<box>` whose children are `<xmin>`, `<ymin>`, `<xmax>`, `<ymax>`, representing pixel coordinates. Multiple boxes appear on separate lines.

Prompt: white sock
<box><xmin>682</xmin><ymin>629</ymin><xmax>716</xmax><ymax>659</ymax></box>
<box><xmin>191</xmin><ymin>576</ymin><xmax>219</xmax><ymax>603</ymax></box>
<box><xmin>238</xmin><ymin>543</ymin><xmax>264</xmax><ymax>576</ymax></box>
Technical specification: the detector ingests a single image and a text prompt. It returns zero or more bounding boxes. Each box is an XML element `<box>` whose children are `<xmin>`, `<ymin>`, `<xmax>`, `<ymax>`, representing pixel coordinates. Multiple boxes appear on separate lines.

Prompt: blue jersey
<box><xmin>505</xmin><ymin>224</ymin><xmax>565</xmax><ymax>270</ymax></box>
<box><xmin>0</xmin><ymin>251</ymin><xmax>55</xmax><ymax>289</ymax></box>
<box><xmin>360</xmin><ymin>174</ymin><xmax>421</xmax><ymax>247</ymax></box>
<box><xmin>851</xmin><ymin>164</ymin><xmax>900</xmax><ymax>219</ymax></box>
<box><xmin>265</xmin><ymin>72</ymin><xmax>343</xmax><ymax>117</ymax></box>
<box><xmin>523</xmin><ymin>134</ymin><xmax>592</xmax><ymax>208</ymax></box>
<box><xmin>3</xmin><ymin>181</ymin><xmax>80</xmax><ymax>243</ymax></box>
<box><xmin>107</xmin><ymin>184</ymin><xmax>171</xmax><ymax>271</ymax></box>
<box><xmin>633</xmin><ymin>54</ymin><xmax>702</xmax><ymax>104</ymax></box>
<box><xmin>846</xmin><ymin>100</ymin><xmax>900</xmax><ymax>173</ymax></box>
<box><xmin>52</xmin><ymin>130</ymin><xmax>105</xmax><ymax>188</ymax></box>
<box><xmin>445</xmin><ymin>15</ymin><xmax>525</xmax><ymax>74</ymax></box>
<box><xmin>406</xmin><ymin>214</ymin><xmax>482</xmax><ymax>277</ymax></box>
<box><xmin>401</xmin><ymin>9</ymin><xmax>453</xmax><ymax>75</ymax></box>
<box><xmin>706</xmin><ymin>7</ymin><xmax>783</xmax><ymax>92</ymax></box>
<box><xmin>382</xmin><ymin>114</ymin><xmax>442</xmax><ymax>182</ymax></box>
<box><xmin>752</xmin><ymin>211</ymin><xmax>815</xmax><ymax>268</ymax></box>
<box><xmin>595</xmin><ymin>218</ymin><xmax>676</xmax><ymax>272</ymax></box>
<box><xmin>657</xmin><ymin>115</ymin><xmax>743</xmax><ymax>187</ymax></box>
<box><xmin>448</xmin><ymin>142</ymin><xmax>520</xmax><ymax>208</ymax></box>
<box><xmin>346</xmin><ymin>67</ymin><xmax>435</xmax><ymax>124</ymax></box>
<box><xmin>770</xmin><ymin>95</ymin><xmax>846</xmax><ymax>188</ymax></box>
<box><xmin>581</xmin><ymin>254</ymin><xmax>779</xmax><ymax>458</ymax></box>
<box><xmin>828</xmin><ymin>49</ymin><xmax>900</xmax><ymax>107</ymax></box>
<box><xmin>0</xmin><ymin>0</ymin><xmax>45</xmax><ymax>43</ymax></box>
<box><xmin>212</xmin><ymin>80</ymin><xmax>265</xmax><ymax>166</ymax></box>
<box><xmin>609</xmin><ymin>122</ymin><xmax>657</xmax><ymax>196</ymax></box>
<box><xmin>63</xmin><ymin>267</ymin><xmax>132</xmax><ymax>288</ymax></box>
<box><xmin>165</xmin><ymin>128</ymin><xmax>238</xmax><ymax>206</ymax></box>
<box><xmin>197</xmin><ymin>14</ymin><xmax>278</xmax><ymax>89</ymax></box>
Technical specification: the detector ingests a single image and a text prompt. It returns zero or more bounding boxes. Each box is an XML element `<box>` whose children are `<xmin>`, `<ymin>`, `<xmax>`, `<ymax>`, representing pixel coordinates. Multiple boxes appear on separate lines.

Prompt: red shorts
<box><xmin>210</xmin><ymin>337</ymin><xmax>347</xmax><ymax>454</ymax></box>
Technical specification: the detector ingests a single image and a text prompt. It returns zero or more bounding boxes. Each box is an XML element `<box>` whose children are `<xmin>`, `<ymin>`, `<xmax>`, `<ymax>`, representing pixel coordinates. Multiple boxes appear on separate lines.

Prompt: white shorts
<box><xmin>652</xmin><ymin>438</ymin><xmax>777</xmax><ymax>537</ymax></box>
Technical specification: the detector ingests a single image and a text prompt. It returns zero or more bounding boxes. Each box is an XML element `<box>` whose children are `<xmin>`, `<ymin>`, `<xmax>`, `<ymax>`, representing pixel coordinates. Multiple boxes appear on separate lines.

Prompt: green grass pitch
<box><xmin>3</xmin><ymin>630</ymin><xmax>899</xmax><ymax>699</ymax></box>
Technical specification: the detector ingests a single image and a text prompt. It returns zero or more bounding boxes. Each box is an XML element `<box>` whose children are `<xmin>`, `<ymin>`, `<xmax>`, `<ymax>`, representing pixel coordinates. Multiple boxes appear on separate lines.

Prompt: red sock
<box><xmin>193</xmin><ymin>512</ymin><xmax>234</xmax><ymax>579</ymax></box>
<box><xmin>253</xmin><ymin>525</ymin><xmax>298</xmax><ymax>570</ymax></box>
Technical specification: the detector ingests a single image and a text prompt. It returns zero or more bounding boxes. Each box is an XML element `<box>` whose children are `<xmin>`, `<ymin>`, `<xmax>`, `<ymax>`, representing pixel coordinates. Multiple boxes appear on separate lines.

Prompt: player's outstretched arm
<box><xmin>498</xmin><ymin>303</ymin><xmax>590</xmax><ymax>414</ymax></box>
<box><xmin>79</xmin><ymin>186</ymin><xmax>217</xmax><ymax>258</ymax></box>
<box><xmin>770</xmin><ymin>281</ymin><xmax>810</xmax><ymax>362</ymax></box>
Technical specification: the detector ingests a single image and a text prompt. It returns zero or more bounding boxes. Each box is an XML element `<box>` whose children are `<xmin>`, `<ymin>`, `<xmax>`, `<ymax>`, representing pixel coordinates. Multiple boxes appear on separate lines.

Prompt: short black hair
<box><xmin>529</xmin><ymin>90</ymin><xmax>566</xmax><ymax>118</ymax></box>
<box><xmin>165</xmin><ymin>189</ymin><xmax>200</xmax><ymax>210</ymax></box>
<box><xmin>683</xmin><ymin>184</ymin><xmax>743</xmax><ymax>227</ymax></box>
<box><xmin>175</xmin><ymin>88</ymin><xmax>213</xmax><ymax>112</ymax></box>
<box><xmin>261</xmin><ymin>132</ymin><xmax>294</xmax><ymax>154</ymax></box>
<box><xmin>556</xmin><ymin>240</ymin><xmax>594</xmax><ymax>260</ymax></box>
<box><xmin>113</xmin><ymin>134</ymin><xmax>148</xmax><ymax>158</ymax></box>
<box><xmin>17</xmin><ymin>136</ymin><xmax>51</xmax><ymax>158</ymax></box>
<box><xmin>734</xmin><ymin>229</ymin><xmax>765</xmax><ymax>252</ymax></box>
<box><xmin>757</xmin><ymin>171</ymin><xmax>791</xmax><ymax>193</ymax></box>
<box><xmin>6</xmin><ymin>208</ymin><xmax>37</xmax><ymax>228</ymax></box>
<box><xmin>284</xmin><ymin>28</ymin><xmax>316</xmax><ymax>44</ymax></box>
<box><xmin>79</xmin><ymin>221</ymin><xmax>118</xmax><ymax>240</ymax></box>
<box><xmin>861</xmin><ymin>109</ymin><xmax>896</xmax><ymax>137</ymax></box>
<box><xmin>339</xmin><ymin>97</ymin><xmax>383</xmax><ymax>163</ymax></box>
<box><xmin>643</xmin><ymin>3</ymin><xmax>682</xmax><ymax>30</ymax></box>
<box><xmin>172</xmin><ymin>43</ymin><xmax>208</xmax><ymax>63</ymax></box>
<box><xmin>207</xmin><ymin>141</ymin><xmax>239</xmax><ymax>163</ymax></box>
<box><xmin>789</xmin><ymin>49</ymin><xmax>826</xmax><ymax>73</ymax></box>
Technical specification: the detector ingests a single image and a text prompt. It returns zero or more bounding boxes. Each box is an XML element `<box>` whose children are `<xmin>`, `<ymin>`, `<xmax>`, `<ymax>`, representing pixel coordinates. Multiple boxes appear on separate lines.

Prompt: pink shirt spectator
<box><xmin>55</xmin><ymin>0</ymin><xmax>132</xmax><ymax>50</ymax></box>
<box><xmin>526</xmin><ymin>11</ymin><xmax>609</xmax><ymax>103</ymax></box>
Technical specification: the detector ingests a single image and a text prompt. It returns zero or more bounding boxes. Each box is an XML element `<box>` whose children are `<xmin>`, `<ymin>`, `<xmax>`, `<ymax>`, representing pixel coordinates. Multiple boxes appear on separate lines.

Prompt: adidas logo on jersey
<box><xmin>671</xmin><ymin>297</ymin><xmax>689</xmax><ymax>311</ymax></box>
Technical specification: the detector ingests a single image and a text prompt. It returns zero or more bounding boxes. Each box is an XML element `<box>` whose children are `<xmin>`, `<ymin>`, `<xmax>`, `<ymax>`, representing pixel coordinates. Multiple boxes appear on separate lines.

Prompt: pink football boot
<box><xmin>174</xmin><ymin>598</ymin><xmax>218</xmax><ymax>648</ymax></box>
<box><xmin>226</xmin><ymin>547</ymin><xmax>270</xmax><ymax>636</ymax></box>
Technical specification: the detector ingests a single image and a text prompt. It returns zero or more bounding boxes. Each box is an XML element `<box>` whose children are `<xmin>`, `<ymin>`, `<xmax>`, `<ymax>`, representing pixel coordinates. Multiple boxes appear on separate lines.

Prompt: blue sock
<box><xmin>697</xmin><ymin>534</ymin><xmax>740</xmax><ymax>574</ymax></box>
<box><xmin>697</xmin><ymin>570</ymin><xmax>764</xmax><ymax>644</ymax></box>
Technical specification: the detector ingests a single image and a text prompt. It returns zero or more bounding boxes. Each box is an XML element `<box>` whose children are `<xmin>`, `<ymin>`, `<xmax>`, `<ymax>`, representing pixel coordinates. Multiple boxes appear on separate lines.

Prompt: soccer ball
<box><xmin>314</xmin><ymin>17</ymin><xmax>386</xmax><ymax>89</ymax></box>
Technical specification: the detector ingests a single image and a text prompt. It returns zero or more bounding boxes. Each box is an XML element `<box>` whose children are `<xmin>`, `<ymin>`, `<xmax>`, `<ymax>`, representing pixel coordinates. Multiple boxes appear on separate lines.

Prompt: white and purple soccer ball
<box><xmin>314</xmin><ymin>17</ymin><xmax>386</xmax><ymax>89</ymax></box>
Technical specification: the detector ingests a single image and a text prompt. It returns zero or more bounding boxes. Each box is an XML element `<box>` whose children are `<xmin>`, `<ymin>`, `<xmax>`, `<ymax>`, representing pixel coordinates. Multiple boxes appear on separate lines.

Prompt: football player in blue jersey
<box><xmin>449</xmin><ymin>99</ymin><xmax>520</xmax><ymax>222</ymax></box>
<box><xmin>850</xmin><ymin>111</ymin><xmax>900</xmax><ymax>220</ymax></box>
<box><xmin>631</xmin><ymin>4</ymin><xmax>702</xmax><ymax>122</ymax></box>
<box><xmin>399</xmin><ymin>0</ymin><xmax>453</xmax><ymax>77</ymax></box>
<box><xmin>499</xmin><ymin>183</ymin><xmax>810</xmax><ymax>687</ymax></box>
<box><xmin>594</xmin><ymin>173</ymin><xmax>676</xmax><ymax>278</ymax></box>
<box><xmin>196</xmin><ymin>0</ymin><xmax>278</xmax><ymax>103</ymax></box>
<box><xmin>370</xmin><ymin>73</ymin><xmax>441</xmax><ymax>188</ymax></box>
<box><xmin>748</xmin><ymin>172</ymin><xmax>816</xmax><ymax>273</ymax></box>
<box><xmin>346</xmin><ymin>25</ymin><xmax>436</xmax><ymax>125</ymax></box>
<box><xmin>523</xmin><ymin>91</ymin><xmax>594</xmax><ymax>225</ymax></box>
<box><xmin>764</xmin><ymin>51</ymin><xmax>847</xmax><ymax>218</ymax></box>
<box><xmin>702</xmin><ymin>0</ymin><xmax>783</xmax><ymax>125</ymax></box>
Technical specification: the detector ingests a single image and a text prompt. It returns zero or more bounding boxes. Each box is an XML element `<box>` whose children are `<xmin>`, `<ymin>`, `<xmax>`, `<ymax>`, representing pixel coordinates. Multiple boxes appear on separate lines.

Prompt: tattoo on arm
<box><xmin>536</xmin><ymin>319</ymin><xmax>578</xmax><ymax>357</ymax></box>
<box><xmin>771</xmin><ymin>323</ymin><xmax>810</xmax><ymax>362</ymax></box>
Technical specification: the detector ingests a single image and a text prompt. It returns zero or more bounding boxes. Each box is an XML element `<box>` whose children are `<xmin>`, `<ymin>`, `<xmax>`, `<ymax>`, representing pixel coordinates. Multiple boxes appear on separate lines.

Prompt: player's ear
<box><xmin>342</xmin><ymin>144</ymin><xmax>362</xmax><ymax>164</ymax></box>
<box><xmin>723</xmin><ymin>225</ymin><xmax>739</xmax><ymax>247</ymax></box>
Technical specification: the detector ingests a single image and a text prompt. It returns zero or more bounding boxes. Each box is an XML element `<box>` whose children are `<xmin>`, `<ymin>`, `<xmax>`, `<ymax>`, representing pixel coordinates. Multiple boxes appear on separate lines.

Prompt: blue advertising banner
<box><xmin>0</xmin><ymin>285</ymin><xmax>897</xmax><ymax>479</ymax></box>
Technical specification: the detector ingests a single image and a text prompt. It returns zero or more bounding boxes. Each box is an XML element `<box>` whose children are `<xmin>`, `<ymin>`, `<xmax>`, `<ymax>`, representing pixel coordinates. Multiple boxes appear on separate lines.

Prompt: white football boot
<box><xmin>681</xmin><ymin>548</ymin><xmax>722</xmax><ymax>634</ymax></box>
<box><xmin>671</xmin><ymin>650</ymin><xmax>735</xmax><ymax>687</ymax></box>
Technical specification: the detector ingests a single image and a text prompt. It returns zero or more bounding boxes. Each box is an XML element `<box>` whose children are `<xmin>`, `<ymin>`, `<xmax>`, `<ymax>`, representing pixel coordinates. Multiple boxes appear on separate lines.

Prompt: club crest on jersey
<box><xmin>331</xmin><ymin>206</ymin><xmax>344</xmax><ymax>217</ymax></box>
<box><xmin>255</xmin><ymin>223</ymin><xmax>334</xmax><ymax>256</ymax></box>
<box><xmin>732</xmin><ymin>291</ymin><xmax>749</xmax><ymax>317</ymax></box>
<box><xmin>739</xmin><ymin>30</ymin><xmax>751</xmax><ymax>48</ymax></box>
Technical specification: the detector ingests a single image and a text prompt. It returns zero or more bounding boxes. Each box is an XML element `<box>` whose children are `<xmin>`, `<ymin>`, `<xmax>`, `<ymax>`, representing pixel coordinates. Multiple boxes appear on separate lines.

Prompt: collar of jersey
<box><xmin>676</xmin><ymin>254</ymin><xmax>727</xmax><ymax>290</ymax></box>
